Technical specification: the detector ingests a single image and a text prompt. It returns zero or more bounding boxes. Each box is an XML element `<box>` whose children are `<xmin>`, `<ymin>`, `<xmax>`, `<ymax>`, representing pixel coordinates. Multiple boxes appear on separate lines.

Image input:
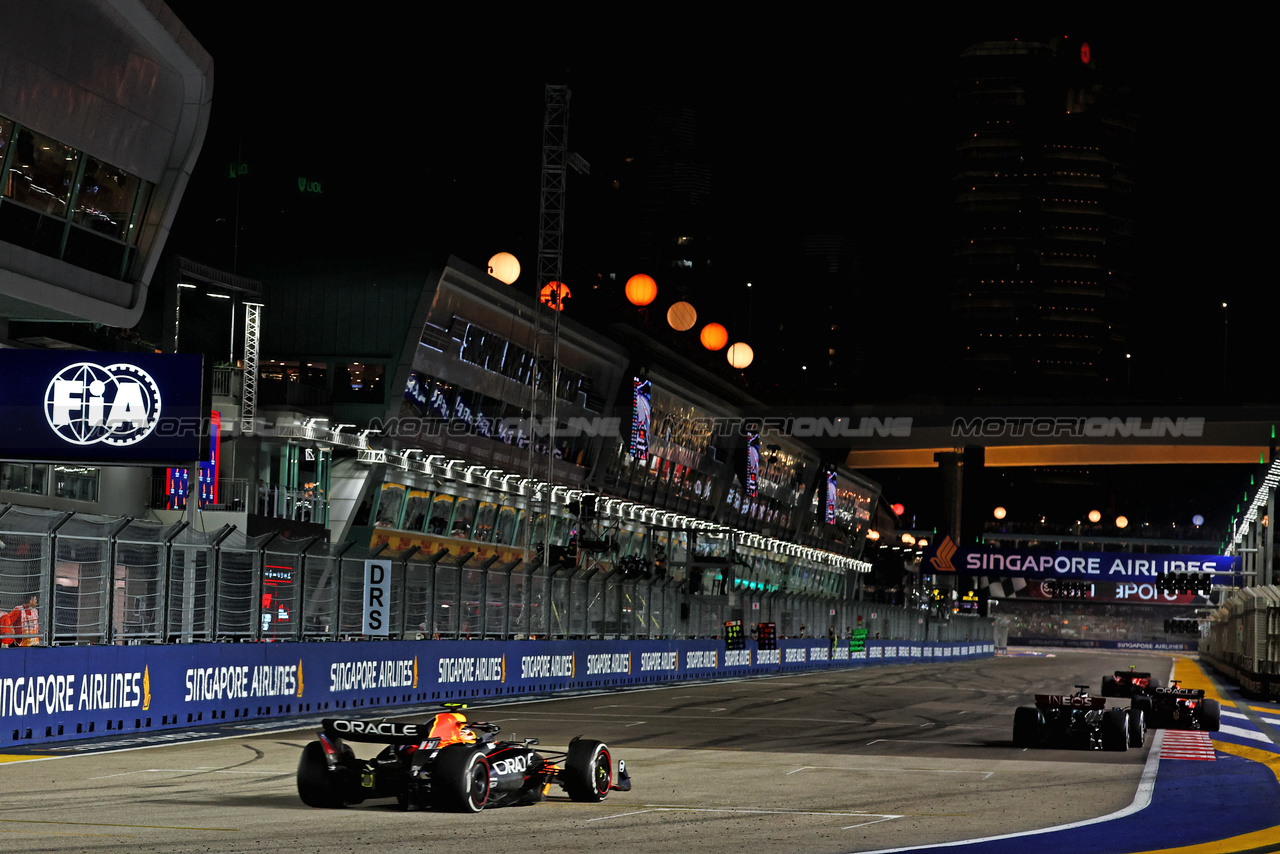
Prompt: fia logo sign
<box><xmin>43</xmin><ymin>363</ymin><xmax>162</xmax><ymax>446</ymax></box>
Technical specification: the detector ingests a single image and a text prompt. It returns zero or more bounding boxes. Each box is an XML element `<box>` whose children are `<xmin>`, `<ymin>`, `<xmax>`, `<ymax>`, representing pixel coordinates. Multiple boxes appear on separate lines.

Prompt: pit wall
<box><xmin>0</xmin><ymin>638</ymin><xmax>994</xmax><ymax>747</ymax></box>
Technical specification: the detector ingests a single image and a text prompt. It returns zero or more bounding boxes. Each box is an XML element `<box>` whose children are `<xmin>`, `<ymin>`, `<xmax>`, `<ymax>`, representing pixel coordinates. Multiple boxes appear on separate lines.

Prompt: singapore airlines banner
<box><xmin>920</xmin><ymin>536</ymin><xmax>1238</xmax><ymax>583</ymax></box>
<box><xmin>0</xmin><ymin>350</ymin><xmax>205</xmax><ymax>464</ymax></box>
<box><xmin>0</xmin><ymin>637</ymin><xmax>992</xmax><ymax>747</ymax></box>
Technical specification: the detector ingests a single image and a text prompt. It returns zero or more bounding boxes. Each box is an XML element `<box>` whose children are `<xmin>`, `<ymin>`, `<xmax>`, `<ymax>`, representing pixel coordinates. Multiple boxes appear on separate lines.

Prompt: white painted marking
<box><xmin>595</xmin><ymin>806</ymin><xmax>903</xmax><ymax>827</ymax></box>
<box><xmin>624</xmin><ymin>721</ymin><xmax>647</xmax><ymax>727</ymax></box>
<box><xmin>1222</xmin><ymin>709</ymin><xmax>1249</xmax><ymax>720</ymax></box>
<box><xmin>786</xmin><ymin>766</ymin><xmax>812</xmax><ymax>776</ymax></box>
<box><xmin>1218</xmin><ymin>724</ymin><xmax>1274</xmax><ymax>744</ymax></box>
<box><xmin>852</xmin><ymin>694</ymin><xmax>1169</xmax><ymax>854</ymax></box>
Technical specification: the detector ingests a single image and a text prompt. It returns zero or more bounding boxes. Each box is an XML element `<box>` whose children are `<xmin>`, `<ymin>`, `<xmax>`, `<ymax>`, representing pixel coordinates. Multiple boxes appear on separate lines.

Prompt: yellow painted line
<box><xmin>1128</xmin><ymin>740</ymin><xmax>1280</xmax><ymax>854</ymax></box>
<box><xmin>1248</xmin><ymin>705</ymin><xmax>1280</xmax><ymax>715</ymax></box>
<box><xmin>1171</xmin><ymin>658</ymin><xmax>1228</xmax><ymax>703</ymax></box>
<box><xmin>0</xmin><ymin>755</ymin><xmax>50</xmax><ymax>764</ymax></box>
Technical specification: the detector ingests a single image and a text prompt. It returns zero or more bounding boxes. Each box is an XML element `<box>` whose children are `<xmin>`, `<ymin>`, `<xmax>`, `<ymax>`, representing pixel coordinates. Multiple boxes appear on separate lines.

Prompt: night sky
<box><xmin>162</xmin><ymin>5</ymin><xmax>1268</xmax><ymax>533</ymax></box>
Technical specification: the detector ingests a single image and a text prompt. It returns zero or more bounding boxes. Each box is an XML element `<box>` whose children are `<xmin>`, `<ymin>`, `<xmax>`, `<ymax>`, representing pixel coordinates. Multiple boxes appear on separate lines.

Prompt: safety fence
<box><xmin>0</xmin><ymin>507</ymin><xmax>992</xmax><ymax>648</ymax></box>
<box><xmin>0</xmin><ymin>636</ymin><xmax>996</xmax><ymax>746</ymax></box>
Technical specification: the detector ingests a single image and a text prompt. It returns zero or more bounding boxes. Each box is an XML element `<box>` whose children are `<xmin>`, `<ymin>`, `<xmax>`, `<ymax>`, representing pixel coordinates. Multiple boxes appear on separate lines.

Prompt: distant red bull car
<box><xmin>1144</xmin><ymin>682</ymin><xmax>1221</xmax><ymax>732</ymax></box>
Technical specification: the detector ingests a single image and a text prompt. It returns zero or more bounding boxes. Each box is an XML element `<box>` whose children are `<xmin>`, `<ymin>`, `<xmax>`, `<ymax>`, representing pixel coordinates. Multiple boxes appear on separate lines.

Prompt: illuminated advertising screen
<box><xmin>0</xmin><ymin>350</ymin><xmax>205</xmax><ymax>463</ymax></box>
<box><xmin>630</xmin><ymin>377</ymin><xmax>651</xmax><ymax>461</ymax></box>
<box><xmin>825</xmin><ymin>469</ymin><xmax>837</xmax><ymax>524</ymax></box>
<box><xmin>745</xmin><ymin>431</ymin><xmax>760</xmax><ymax>498</ymax></box>
<box><xmin>165</xmin><ymin>411</ymin><xmax>221</xmax><ymax>509</ymax></box>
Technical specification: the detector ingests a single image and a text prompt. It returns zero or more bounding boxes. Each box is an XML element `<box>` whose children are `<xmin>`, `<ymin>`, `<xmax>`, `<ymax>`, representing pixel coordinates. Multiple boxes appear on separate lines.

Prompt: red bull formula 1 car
<box><xmin>1143</xmin><ymin>681</ymin><xmax>1221</xmax><ymax>732</ymax></box>
<box><xmin>1013</xmin><ymin>685</ymin><xmax>1145</xmax><ymax>751</ymax></box>
<box><xmin>297</xmin><ymin>707</ymin><xmax>631</xmax><ymax>812</ymax></box>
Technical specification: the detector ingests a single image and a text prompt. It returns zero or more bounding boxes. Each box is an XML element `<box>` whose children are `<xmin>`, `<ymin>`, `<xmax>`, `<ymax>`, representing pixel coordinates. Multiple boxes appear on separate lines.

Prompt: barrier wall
<box><xmin>1009</xmin><ymin>637</ymin><xmax>1199</xmax><ymax>652</ymax></box>
<box><xmin>0</xmin><ymin>638</ymin><xmax>994</xmax><ymax>747</ymax></box>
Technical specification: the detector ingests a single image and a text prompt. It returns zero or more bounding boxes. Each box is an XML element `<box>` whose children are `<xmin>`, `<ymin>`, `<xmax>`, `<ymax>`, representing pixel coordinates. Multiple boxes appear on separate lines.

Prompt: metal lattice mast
<box><xmin>242</xmin><ymin>302</ymin><xmax>262</xmax><ymax>435</ymax></box>
<box><xmin>525</xmin><ymin>85</ymin><xmax>570</xmax><ymax>563</ymax></box>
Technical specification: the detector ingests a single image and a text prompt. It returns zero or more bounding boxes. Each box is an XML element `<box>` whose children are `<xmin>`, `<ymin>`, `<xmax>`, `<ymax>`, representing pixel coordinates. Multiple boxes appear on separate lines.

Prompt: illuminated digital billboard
<box><xmin>0</xmin><ymin>351</ymin><xmax>206</xmax><ymax>464</ymax></box>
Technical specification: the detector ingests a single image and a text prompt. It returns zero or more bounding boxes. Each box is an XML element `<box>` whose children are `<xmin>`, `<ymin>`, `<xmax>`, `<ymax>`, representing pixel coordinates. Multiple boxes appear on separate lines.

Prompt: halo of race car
<box><xmin>297</xmin><ymin>705</ymin><xmax>631</xmax><ymax>812</ymax></box>
<box><xmin>1013</xmin><ymin>666</ymin><xmax>1220</xmax><ymax>751</ymax></box>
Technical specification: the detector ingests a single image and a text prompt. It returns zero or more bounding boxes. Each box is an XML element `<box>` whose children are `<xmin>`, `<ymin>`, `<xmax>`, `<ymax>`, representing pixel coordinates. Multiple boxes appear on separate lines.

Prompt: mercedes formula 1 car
<box><xmin>1013</xmin><ymin>685</ymin><xmax>1145</xmax><ymax>751</ymax></box>
<box><xmin>1141</xmin><ymin>681</ymin><xmax>1221</xmax><ymax>732</ymax></box>
<box><xmin>1100</xmin><ymin>666</ymin><xmax>1163</xmax><ymax>699</ymax></box>
<box><xmin>297</xmin><ymin>707</ymin><xmax>631</xmax><ymax>812</ymax></box>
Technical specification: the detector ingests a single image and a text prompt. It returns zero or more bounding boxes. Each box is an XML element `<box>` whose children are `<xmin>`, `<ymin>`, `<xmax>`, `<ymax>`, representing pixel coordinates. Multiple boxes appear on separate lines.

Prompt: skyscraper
<box><xmin>949</xmin><ymin>36</ymin><xmax>1136</xmax><ymax>398</ymax></box>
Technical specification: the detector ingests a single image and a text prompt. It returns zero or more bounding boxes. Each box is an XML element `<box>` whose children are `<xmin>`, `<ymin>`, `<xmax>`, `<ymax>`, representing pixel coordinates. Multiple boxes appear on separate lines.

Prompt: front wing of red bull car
<box><xmin>297</xmin><ymin>715</ymin><xmax>631</xmax><ymax>812</ymax></box>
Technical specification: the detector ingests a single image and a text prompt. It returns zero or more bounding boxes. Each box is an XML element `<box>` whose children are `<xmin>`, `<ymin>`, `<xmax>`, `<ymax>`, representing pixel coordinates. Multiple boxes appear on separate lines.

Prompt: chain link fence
<box><xmin>0</xmin><ymin>506</ymin><xmax>992</xmax><ymax>647</ymax></box>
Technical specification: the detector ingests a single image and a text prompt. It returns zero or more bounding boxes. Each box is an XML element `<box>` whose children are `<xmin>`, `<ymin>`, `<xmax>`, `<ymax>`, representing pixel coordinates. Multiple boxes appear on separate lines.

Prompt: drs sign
<box><xmin>363</xmin><ymin>560</ymin><xmax>392</xmax><ymax>636</ymax></box>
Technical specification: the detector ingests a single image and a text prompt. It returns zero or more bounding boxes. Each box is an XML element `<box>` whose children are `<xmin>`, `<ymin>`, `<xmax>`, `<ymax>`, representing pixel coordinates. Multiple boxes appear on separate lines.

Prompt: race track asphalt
<box><xmin>1</xmin><ymin>650</ymin><xmax>1276</xmax><ymax>854</ymax></box>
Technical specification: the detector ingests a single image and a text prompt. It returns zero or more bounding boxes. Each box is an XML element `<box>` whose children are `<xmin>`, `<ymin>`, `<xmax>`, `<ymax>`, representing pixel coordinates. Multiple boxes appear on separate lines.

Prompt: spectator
<box><xmin>3</xmin><ymin>595</ymin><xmax>40</xmax><ymax>647</ymax></box>
<box><xmin>828</xmin><ymin>625</ymin><xmax>836</xmax><ymax>650</ymax></box>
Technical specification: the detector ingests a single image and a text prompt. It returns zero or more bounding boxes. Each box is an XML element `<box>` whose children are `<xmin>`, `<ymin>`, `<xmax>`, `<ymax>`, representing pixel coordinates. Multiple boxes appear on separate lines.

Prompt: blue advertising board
<box><xmin>0</xmin><ymin>350</ymin><xmax>205</xmax><ymax>464</ymax></box>
<box><xmin>0</xmin><ymin>637</ymin><xmax>994</xmax><ymax>747</ymax></box>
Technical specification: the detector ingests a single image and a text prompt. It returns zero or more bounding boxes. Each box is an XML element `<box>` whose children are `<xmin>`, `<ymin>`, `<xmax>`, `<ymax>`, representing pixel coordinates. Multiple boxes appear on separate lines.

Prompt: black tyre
<box><xmin>297</xmin><ymin>741</ymin><xmax>345</xmax><ymax>808</ymax></box>
<box><xmin>1012</xmin><ymin>707</ymin><xmax>1042</xmax><ymax>747</ymax></box>
<box><xmin>1132</xmin><ymin>695</ymin><xmax>1153</xmax><ymax>719</ymax></box>
<box><xmin>1200</xmin><ymin>698</ymin><xmax>1221</xmax><ymax>732</ymax></box>
<box><xmin>1127</xmin><ymin>704</ymin><xmax>1146</xmax><ymax>747</ymax></box>
<box><xmin>1100</xmin><ymin>675</ymin><xmax>1118</xmax><ymax>697</ymax></box>
<box><xmin>563</xmin><ymin>738</ymin><xmax>613</xmax><ymax>802</ymax></box>
<box><xmin>1101</xmin><ymin>708</ymin><xmax>1129</xmax><ymax>751</ymax></box>
<box><xmin>432</xmin><ymin>745</ymin><xmax>491</xmax><ymax>813</ymax></box>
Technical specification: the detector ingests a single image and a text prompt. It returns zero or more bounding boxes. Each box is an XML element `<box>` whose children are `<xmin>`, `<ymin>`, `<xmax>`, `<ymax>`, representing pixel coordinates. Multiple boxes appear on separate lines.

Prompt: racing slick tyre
<box><xmin>1101</xmin><ymin>708</ymin><xmax>1129</xmax><ymax>751</ymax></box>
<box><xmin>297</xmin><ymin>741</ymin><xmax>346</xmax><ymax>808</ymax></box>
<box><xmin>432</xmin><ymin>745</ymin><xmax>492</xmax><ymax>813</ymax></box>
<box><xmin>1200</xmin><ymin>698</ymin><xmax>1221</xmax><ymax>732</ymax></box>
<box><xmin>1131</xmin><ymin>695</ymin><xmax>1153</xmax><ymax>722</ymax></box>
<box><xmin>1127</xmin><ymin>704</ymin><xmax>1146</xmax><ymax>747</ymax></box>
<box><xmin>563</xmin><ymin>738</ymin><xmax>613</xmax><ymax>802</ymax></box>
<box><xmin>1100</xmin><ymin>675</ymin><xmax>1118</xmax><ymax>697</ymax></box>
<box><xmin>1012</xmin><ymin>707</ymin><xmax>1042</xmax><ymax>748</ymax></box>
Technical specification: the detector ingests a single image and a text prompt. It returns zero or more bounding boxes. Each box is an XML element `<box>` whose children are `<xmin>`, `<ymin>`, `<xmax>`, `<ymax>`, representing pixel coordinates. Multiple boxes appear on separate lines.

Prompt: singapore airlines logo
<box><xmin>44</xmin><ymin>362</ymin><xmax>162</xmax><ymax>447</ymax></box>
<box><xmin>930</xmin><ymin>536</ymin><xmax>959</xmax><ymax>572</ymax></box>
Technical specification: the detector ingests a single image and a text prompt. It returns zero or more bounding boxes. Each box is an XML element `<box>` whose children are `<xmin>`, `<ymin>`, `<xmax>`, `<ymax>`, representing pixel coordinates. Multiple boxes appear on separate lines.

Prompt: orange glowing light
<box><xmin>539</xmin><ymin>281</ymin><xmax>570</xmax><ymax>311</ymax></box>
<box><xmin>625</xmin><ymin>273</ymin><xmax>657</xmax><ymax>306</ymax></box>
<box><xmin>699</xmin><ymin>322</ymin><xmax>728</xmax><ymax>351</ymax></box>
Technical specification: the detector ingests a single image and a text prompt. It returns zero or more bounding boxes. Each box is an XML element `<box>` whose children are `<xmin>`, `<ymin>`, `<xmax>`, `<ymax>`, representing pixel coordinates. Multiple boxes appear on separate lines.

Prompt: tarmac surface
<box><xmin>1</xmin><ymin>649</ymin><xmax>1276</xmax><ymax>854</ymax></box>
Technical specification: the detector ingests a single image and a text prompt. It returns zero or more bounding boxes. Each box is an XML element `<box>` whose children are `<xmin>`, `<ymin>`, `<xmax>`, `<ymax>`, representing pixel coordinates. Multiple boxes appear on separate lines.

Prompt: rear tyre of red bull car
<box><xmin>432</xmin><ymin>745</ymin><xmax>492</xmax><ymax>813</ymax></box>
<box><xmin>564</xmin><ymin>738</ymin><xmax>613</xmax><ymax>802</ymax></box>
<box><xmin>298</xmin><ymin>741</ymin><xmax>349</xmax><ymax>808</ymax></box>
<box><xmin>1200</xmin><ymin>698</ymin><xmax>1221</xmax><ymax>732</ymax></box>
